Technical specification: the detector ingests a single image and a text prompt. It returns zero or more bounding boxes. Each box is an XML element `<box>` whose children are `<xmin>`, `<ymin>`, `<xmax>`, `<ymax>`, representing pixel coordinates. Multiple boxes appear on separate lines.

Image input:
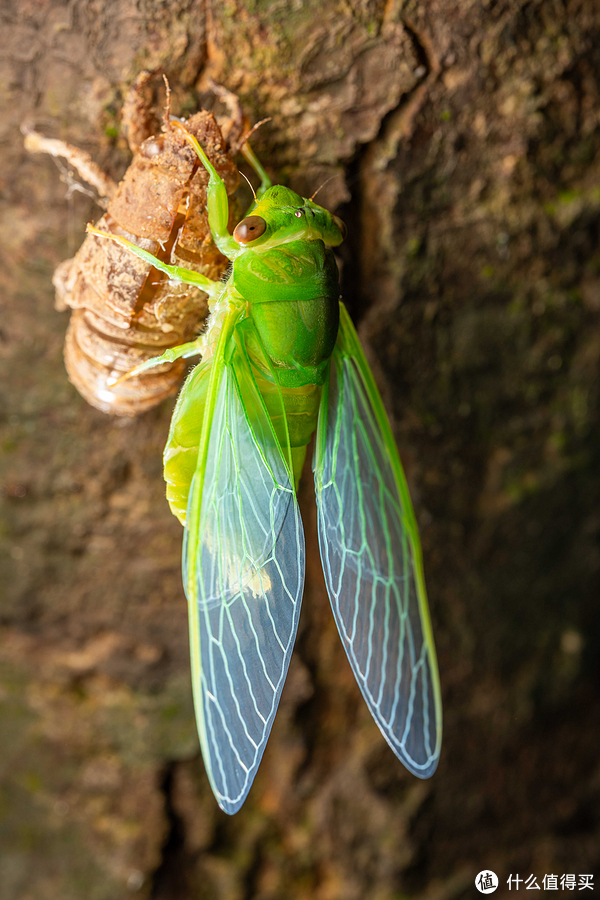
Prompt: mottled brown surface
<box><xmin>1</xmin><ymin>0</ymin><xmax>600</xmax><ymax>898</ymax></box>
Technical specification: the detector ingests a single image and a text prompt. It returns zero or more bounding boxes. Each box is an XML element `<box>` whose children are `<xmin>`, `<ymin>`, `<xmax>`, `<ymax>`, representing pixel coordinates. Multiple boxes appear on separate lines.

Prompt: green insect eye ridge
<box><xmin>233</xmin><ymin>216</ymin><xmax>267</xmax><ymax>243</ymax></box>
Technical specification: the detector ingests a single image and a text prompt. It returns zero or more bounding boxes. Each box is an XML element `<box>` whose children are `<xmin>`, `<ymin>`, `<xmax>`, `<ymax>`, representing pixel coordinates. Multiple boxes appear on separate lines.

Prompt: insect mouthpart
<box><xmin>233</xmin><ymin>215</ymin><xmax>267</xmax><ymax>243</ymax></box>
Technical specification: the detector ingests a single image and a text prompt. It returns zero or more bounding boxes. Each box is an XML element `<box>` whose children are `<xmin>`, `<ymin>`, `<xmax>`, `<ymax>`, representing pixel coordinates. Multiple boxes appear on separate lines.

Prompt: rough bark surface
<box><xmin>1</xmin><ymin>1</ymin><xmax>600</xmax><ymax>898</ymax></box>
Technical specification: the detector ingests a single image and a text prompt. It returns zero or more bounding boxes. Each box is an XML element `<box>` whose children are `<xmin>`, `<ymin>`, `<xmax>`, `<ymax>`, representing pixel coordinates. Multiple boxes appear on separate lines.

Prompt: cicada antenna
<box><xmin>239</xmin><ymin>169</ymin><xmax>257</xmax><ymax>203</ymax></box>
<box><xmin>310</xmin><ymin>175</ymin><xmax>337</xmax><ymax>203</ymax></box>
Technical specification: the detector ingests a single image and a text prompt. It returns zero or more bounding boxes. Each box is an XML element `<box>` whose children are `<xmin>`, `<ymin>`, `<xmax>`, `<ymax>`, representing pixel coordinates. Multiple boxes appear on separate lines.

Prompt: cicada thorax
<box><xmin>237</xmin><ymin>240</ymin><xmax>340</xmax><ymax>380</ymax></box>
<box><xmin>58</xmin><ymin>111</ymin><xmax>240</xmax><ymax>415</ymax></box>
<box><xmin>163</xmin><ymin>238</ymin><xmax>342</xmax><ymax>522</ymax></box>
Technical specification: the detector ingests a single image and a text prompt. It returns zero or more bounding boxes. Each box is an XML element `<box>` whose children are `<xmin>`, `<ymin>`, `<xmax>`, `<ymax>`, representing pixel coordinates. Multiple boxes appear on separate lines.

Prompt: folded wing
<box><xmin>184</xmin><ymin>313</ymin><xmax>305</xmax><ymax>813</ymax></box>
<box><xmin>314</xmin><ymin>303</ymin><xmax>442</xmax><ymax>777</ymax></box>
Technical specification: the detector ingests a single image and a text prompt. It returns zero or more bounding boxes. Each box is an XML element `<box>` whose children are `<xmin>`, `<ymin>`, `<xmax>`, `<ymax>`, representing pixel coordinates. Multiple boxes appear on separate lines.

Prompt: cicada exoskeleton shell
<box><xmin>51</xmin><ymin>108</ymin><xmax>239</xmax><ymax>415</ymax></box>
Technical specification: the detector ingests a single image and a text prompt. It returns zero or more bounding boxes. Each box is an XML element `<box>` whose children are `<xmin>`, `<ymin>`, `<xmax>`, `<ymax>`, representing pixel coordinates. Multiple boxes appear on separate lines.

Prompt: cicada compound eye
<box><xmin>332</xmin><ymin>215</ymin><xmax>347</xmax><ymax>240</ymax></box>
<box><xmin>233</xmin><ymin>216</ymin><xmax>267</xmax><ymax>244</ymax></box>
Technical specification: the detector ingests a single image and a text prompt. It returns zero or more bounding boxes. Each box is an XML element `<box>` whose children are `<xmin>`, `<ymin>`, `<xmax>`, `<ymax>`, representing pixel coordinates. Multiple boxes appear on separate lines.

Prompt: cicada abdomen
<box><xmin>57</xmin><ymin>112</ymin><xmax>239</xmax><ymax>415</ymax></box>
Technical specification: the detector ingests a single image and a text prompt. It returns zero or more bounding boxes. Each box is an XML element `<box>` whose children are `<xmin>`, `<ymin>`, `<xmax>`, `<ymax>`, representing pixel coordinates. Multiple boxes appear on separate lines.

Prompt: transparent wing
<box><xmin>183</xmin><ymin>317</ymin><xmax>305</xmax><ymax>814</ymax></box>
<box><xmin>314</xmin><ymin>303</ymin><xmax>442</xmax><ymax>777</ymax></box>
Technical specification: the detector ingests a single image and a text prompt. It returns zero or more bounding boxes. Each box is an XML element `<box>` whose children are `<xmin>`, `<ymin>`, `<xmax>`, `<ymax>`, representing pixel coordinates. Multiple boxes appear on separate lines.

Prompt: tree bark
<box><xmin>1</xmin><ymin>0</ymin><xmax>600</xmax><ymax>897</ymax></box>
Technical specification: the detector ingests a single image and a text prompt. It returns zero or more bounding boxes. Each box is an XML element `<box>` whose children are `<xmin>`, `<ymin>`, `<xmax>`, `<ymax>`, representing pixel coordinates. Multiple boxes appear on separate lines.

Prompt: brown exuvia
<box><xmin>25</xmin><ymin>76</ymin><xmax>239</xmax><ymax>415</ymax></box>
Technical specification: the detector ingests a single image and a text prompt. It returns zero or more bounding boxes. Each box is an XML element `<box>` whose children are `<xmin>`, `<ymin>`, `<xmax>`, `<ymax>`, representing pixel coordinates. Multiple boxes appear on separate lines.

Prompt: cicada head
<box><xmin>234</xmin><ymin>185</ymin><xmax>346</xmax><ymax>251</ymax></box>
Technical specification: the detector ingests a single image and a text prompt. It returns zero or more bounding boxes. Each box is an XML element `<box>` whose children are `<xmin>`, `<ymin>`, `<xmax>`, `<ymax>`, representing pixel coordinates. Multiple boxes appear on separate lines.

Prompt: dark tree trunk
<box><xmin>1</xmin><ymin>1</ymin><xmax>600</xmax><ymax>897</ymax></box>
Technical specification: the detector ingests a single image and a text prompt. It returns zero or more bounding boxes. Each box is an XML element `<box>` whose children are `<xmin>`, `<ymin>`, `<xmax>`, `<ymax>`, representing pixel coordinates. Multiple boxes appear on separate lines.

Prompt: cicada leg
<box><xmin>85</xmin><ymin>225</ymin><xmax>224</xmax><ymax>298</ymax></box>
<box><xmin>107</xmin><ymin>338</ymin><xmax>205</xmax><ymax>387</ymax></box>
<box><xmin>170</xmin><ymin>122</ymin><xmax>238</xmax><ymax>260</ymax></box>
<box><xmin>206</xmin><ymin>81</ymin><xmax>271</xmax><ymax>198</ymax></box>
<box><xmin>84</xmin><ymin>225</ymin><xmax>225</xmax><ymax>387</ymax></box>
<box><xmin>22</xmin><ymin>128</ymin><xmax>117</xmax><ymax>205</ymax></box>
<box><xmin>170</xmin><ymin>121</ymin><xmax>273</xmax><ymax>256</ymax></box>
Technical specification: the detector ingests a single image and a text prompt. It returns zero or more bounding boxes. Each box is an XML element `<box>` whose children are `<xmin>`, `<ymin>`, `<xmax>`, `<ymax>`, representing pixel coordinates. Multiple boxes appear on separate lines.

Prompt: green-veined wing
<box><xmin>184</xmin><ymin>306</ymin><xmax>305</xmax><ymax>814</ymax></box>
<box><xmin>314</xmin><ymin>303</ymin><xmax>442</xmax><ymax>777</ymax></box>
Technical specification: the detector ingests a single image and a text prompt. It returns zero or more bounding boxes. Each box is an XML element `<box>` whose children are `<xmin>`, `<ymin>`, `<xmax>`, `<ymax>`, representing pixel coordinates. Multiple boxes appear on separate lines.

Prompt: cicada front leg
<box><xmin>84</xmin><ymin>225</ymin><xmax>226</xmax><ymax>386</ymax></box>
<box><xmin>85</xmin><ymin>225</ymin><xmax>224</xmax><ymax>298</ymax></box>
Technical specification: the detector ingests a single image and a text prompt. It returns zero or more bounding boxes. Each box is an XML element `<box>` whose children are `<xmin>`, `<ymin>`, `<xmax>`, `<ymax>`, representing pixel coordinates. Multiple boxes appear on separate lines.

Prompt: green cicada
<box><xmin>89</xmin><ymin>121</ymin><xmax>442</xmax><ymax>814</ymax></box>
